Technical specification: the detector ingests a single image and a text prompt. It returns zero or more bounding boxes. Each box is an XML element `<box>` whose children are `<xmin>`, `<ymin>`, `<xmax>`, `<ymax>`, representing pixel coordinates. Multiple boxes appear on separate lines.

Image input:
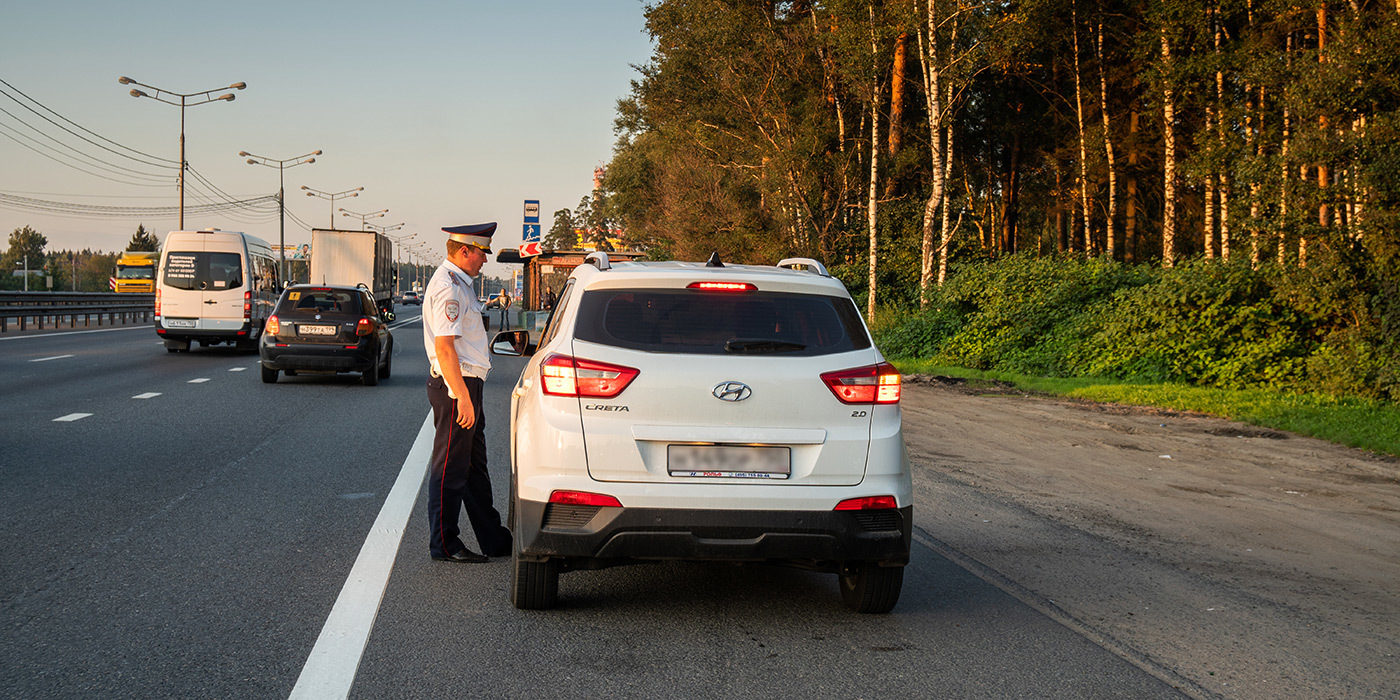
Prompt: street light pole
<box><xmin>369</xmin><ymin>225</ymin><xmax>409</xmax><ymax>297</ymax></box>
<box><xmin>241</xmin><ymin>150</ymin><xmax>320</xmax><ymax>284</ymax></box>
<box><xmin>301</xmin><ymin>186</ymin><xmax>363</xmax><ymax>228</ymax></box>
<box><xmin>119</xmin><ymin>76</ymin><xmax>245</xmax><ymax>230</ymax></box>
<box><xmin>340</xmin><ymin>208</ymin><xmax>388</xmax><ymax>231</ymax></box>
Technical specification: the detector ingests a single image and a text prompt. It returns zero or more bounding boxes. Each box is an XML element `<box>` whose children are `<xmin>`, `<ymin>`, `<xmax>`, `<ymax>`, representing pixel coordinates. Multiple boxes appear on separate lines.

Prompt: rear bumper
<box><xmin>516</xmin><ymin>501</ymin><xmax>911</xmax><ymax>571</ymax></box>
<box><xmin>259</xmin><ymin>340</ymin><xmax>375</xmax><ymax>372</ymax></box>
<box><xmin>156</xmin><ymin>321</ymin><xmax>253</xmax><ymax>342</ymax></box>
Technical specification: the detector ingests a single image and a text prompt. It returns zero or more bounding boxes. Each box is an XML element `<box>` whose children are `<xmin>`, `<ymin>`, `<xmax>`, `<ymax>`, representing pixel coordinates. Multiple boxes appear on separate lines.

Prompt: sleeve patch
<box><xmin>445</xmin><ymin>300</ymin><xmax>460</xmax><ymax>321</ymax></box>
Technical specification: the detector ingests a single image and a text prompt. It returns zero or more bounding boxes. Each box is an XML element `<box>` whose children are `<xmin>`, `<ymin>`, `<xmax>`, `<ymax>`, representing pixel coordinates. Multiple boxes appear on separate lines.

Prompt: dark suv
<box><xmin>259</xmin><ymin>284</ymin><xmax>395</xmax><ymax>385</ymax></box>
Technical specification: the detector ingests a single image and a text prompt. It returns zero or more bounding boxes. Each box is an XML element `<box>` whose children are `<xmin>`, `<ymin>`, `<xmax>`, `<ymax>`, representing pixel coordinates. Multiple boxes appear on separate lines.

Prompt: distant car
<box><xmin>491</xmin><ymin>252</ymin><xmax>911</xmax><ymax>612</ymax></box>
<box><xmin>259</xmin><ymin>284</ymin><xmax>395</xmax><ymax>385</ymax></box>
<box><xmin>402</xmin><ymin>290</ymin><xmax>421</xmax><ymax>305</ymax></box>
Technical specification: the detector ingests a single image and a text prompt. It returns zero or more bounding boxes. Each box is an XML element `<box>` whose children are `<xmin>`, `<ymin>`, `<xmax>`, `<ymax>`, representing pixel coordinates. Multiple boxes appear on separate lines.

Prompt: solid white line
<box><xmin>0</xmin><ymin>325</ymin><xmax>148</xmax><ymax>342</ymax></box>
<box><xmin>30</xmin><ymin>354</ymin><xmax>74</xmax><ymax>362</ymax></box>
<box><xmin>188</xmin><ymin>378</ymin><xmax>210</xmax><ymax>384</ymax></box>
<box><xmin>53</xmin><ymin>413</ymin><xmax>92</xmax><ymax>422</ymax></box>
<box><xmin>132</xmin><ymin>392</ymin><xmax>161</xmax><ymax>400</ymax></box>
<box><xmin>288</xmin><ymin>415</ymin><xmax>433</xmax><ymax>700</ymax></box>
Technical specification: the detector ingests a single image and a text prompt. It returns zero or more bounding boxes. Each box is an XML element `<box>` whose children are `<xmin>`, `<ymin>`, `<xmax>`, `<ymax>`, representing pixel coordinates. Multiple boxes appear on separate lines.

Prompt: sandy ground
<box><xmin>900</xmin><ymin>376</ymin><xmax>1400</xmax><ymax>700</ymax></box>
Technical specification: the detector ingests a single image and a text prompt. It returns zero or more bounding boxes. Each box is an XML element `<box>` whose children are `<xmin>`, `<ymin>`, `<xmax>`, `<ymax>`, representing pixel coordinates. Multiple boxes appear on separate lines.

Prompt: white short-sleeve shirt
<box><xmin>422</xmin><ymin>260</ymin><xmax>490</xmax><ymax>379</ymax></box>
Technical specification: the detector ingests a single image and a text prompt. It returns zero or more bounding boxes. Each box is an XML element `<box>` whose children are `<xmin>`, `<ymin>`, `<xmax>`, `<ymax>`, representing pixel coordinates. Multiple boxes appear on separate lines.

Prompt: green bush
<box><xmin>1072</xmin><ymin>260</ymin><xmax>1318</xmax><ymax>389</ymax></box>
<box><xmin>929</xmin><ymin>254</ymin><xmax>1149</xmax><ymax>375</ymax></box>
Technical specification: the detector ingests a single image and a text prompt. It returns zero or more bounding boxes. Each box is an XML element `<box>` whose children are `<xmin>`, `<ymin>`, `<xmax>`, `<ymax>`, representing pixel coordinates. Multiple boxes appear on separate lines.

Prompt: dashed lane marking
<box><xmin>29</xmin><ymin>354</ymin><xmax>74</xmax><ymax>362</ymax></box>
<box><xmin>288</xmin><ymin>415</ymin><xmax>433</xmax><ymax>700</ymax></box>
<box><xmin>229</xmin><ymin>367</ymin><xmax>247</xmax><ymax>372</ymax></box>
<box><xmin>132</xmin><ymin>392</ymin><xmax>161</xmax><ymax>400</ymax></box>
<box><xmin>52</xmin><ymin>413</ymin><xmax>92</xmax><ymax>422</ymax></box>
<box><xmin>188</xmin><ymin>378</ymin><xmax>210</xmax><ymax>384</ymax></box>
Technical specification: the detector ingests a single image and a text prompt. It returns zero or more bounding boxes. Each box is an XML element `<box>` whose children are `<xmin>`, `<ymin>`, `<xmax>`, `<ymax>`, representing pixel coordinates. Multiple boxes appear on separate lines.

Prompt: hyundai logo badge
<box><xmin>712</xmin><ymin>381</ymin><xmax>752</xmax><ymax>402</ymax></box>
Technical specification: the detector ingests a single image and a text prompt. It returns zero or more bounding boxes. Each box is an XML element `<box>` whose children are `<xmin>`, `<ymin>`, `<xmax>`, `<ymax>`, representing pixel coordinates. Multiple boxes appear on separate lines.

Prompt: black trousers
<box><xmin>426</xmin><ymin>374</ymin><xmax>511</xmax><ymax>558</ymax></box>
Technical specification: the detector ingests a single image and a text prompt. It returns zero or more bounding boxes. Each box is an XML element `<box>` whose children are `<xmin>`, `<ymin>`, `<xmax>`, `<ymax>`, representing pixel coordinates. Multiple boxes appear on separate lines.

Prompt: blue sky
<box><xmin>0</xmin><ymin>0</ymin><xmax>654</xmax><ymax>276</ymax></box>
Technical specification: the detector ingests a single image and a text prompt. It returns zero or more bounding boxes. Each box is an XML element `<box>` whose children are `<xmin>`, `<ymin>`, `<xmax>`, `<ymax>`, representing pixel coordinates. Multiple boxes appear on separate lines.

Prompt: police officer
<box><xmin>422</xmin><ymin>222</ymin><xmax>512</xmax><ymax>563</ymax></box>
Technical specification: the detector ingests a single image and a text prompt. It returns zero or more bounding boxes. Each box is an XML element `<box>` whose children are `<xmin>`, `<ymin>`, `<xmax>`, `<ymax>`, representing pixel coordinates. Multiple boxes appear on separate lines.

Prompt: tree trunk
<box><xmin>1215</xmin><ymin>3</ymin><xmax>1231</xmax><ymax>261</ymax></box>
<box><xmin>1002</xmin><ymin>132</ymin><xmax>1021</xmax><ymax>255</ymax></box>
<box><xmin>1280</xmin><ymin>33</ymin><xmax>1293</xmax><ymax>265</ymax></box>
<box><xmin>918</xmin><ymin>1</ymin><xmax>946</xmax><ymax>301</ymax></box>
<box><xmin>1314</xmin><ymin>4</ymin><xmax>1329</xmax><ymax>265</ymax></box>
<box><xmin>867</xmin><ymin>4</ymin><xmax>881</xmax><ymax>322</ymax></box>
<box><xmin>1127</xmin><ymin>106</ymin><xmax>1140</xmax><ymax>263</ymax></box>
<box><xmin>939</xmin><ymin>119</ymin><xmax>955</xmax><ymax>286</ymax></box>
<box><xmin>1097</xmin><ymin>19</ymin><xmax>1118</xmax><ymax>261</ymax></box>
<box><xmin>884</xmin><ymin>31</ymin><xmax>908</xmax><ymax>199</ymax></box>
<box><xmin>1073</xmin><ymin>4</ymin><xmax>1093</xmax><ymax>254</ymax></box>
<box><xmin>1161</xmin><ymin>29</ymin><xmax>1177</xmax><ymax>268</ymax></box>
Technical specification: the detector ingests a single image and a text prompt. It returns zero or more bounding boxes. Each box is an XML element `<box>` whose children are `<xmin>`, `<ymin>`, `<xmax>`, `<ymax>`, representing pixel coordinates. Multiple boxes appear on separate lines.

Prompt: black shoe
<box><xmin>433</xmin><ymin>548</ymin><xmax>488</xmax><ymax>564</ymax></box>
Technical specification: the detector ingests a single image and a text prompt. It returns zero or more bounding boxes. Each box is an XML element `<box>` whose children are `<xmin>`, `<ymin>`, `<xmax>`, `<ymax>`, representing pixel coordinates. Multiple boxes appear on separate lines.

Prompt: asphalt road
<box><xmin>2</xmin><ymin>313</ymin><xmax>1190</xmax><ymax>700</ymax></box>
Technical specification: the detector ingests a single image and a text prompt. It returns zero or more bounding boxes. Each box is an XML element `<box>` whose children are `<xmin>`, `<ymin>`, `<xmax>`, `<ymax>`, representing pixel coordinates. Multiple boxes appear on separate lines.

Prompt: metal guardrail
<box><xmin>0</xmin><ymin>291</ymin><xmax>155</xmax><ymax>333</ymax></box>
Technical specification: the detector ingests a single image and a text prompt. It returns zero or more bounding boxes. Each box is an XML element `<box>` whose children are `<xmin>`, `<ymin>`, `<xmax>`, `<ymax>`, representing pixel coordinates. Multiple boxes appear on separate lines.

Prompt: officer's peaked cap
<box><xmin>443</xmin><ymin>222</ymin><xmax>495</xmax><ymax>253</ymax></box>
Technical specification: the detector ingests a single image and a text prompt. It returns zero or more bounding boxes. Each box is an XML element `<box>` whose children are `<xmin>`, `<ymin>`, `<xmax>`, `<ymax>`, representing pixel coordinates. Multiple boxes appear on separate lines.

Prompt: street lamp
<box><xmin>119</xmin><ymin>76</ymin><xmax>246</xmax><ymax>230</ymax></box>
<box><xmin>301</xmin><ymin>185</ymin><xmax>363</xmax><ymax>228</ymax></box>
<box><xmin>340</xmin><ymin>207</ymin><xmax>387</xmax><ymax>230</ymax></box>
<box><xmin>241</xmin><ymin>149</ymin><xmax>320</xmax><ymax>283</ymax></box>
<box><xmin>380</xmin><ymin>230</ymin><xmax>414</xmax><ymax>296</ymax></box>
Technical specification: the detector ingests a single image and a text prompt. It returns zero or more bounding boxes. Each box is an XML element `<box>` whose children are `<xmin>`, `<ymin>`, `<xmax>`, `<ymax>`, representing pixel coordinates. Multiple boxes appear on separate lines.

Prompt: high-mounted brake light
<box><xmin>821</xmin><ymin>362</ymin><xmax>901</xmax><ymax>405</ymax></box>
<box><xmin>540</xmin><ymin>354</ymin><xmax>639</xmax><ymax>398</ymax></box>
<box><xmin>686</xmin><ymin>281</ymin><xmax>756</xmax><ymax>292</ymax></box>
<box><xmin>356</xmin><ymin>317</ymin><xmax>373</xmax><ymax>336</ymax></box>
<box><xmin>266</xmin><ymin>315</ymin><xmax>280</xmax><ymax>335</ymax></box>
<box><xmin>549</xmin><ymin>490</ymin><xmax>623</xmax><ymax>507</ymax></box>
<box><xmin>834</xmin><ymin>495</ymin><xmax>898</xmax><ymax>511</ymax></box>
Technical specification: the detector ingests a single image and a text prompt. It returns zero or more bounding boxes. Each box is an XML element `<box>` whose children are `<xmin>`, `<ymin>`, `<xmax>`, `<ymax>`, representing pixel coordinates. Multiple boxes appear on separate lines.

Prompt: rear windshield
<box><xmin>162</xmin><ymin>252</ymin><xmax>243</xmax><ymax>291</ymax></box>
<box><xmin>573</xmin><ymin>288</ymin><xmax>871</xmax><ymax>356</ymax></box>
<box><xmin>276</xmin><ymin>289</ymin><xmax>363</xmax><ymax>316</ymax></box>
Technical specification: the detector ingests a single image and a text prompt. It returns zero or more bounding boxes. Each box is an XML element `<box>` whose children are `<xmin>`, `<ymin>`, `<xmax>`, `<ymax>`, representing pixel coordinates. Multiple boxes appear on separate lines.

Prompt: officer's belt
<box><xmin>430</xmin><ymin>364</ymin><xmax>484</xmax><ymax>380</ymax></box>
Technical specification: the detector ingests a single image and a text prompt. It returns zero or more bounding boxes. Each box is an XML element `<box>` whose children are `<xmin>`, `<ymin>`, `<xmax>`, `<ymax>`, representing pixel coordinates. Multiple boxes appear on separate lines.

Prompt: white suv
<box><xmin>491</xmin><ymin>253</ymin><xmax>912</xmax><ymax>612</ymax></box>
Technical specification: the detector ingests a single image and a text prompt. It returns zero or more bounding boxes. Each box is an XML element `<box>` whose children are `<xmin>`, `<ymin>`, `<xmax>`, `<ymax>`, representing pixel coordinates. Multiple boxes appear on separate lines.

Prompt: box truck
<box><xmin>309</xmin><ymin>229</ymin><xmax>394</xmax><ymax>314</ymax></box>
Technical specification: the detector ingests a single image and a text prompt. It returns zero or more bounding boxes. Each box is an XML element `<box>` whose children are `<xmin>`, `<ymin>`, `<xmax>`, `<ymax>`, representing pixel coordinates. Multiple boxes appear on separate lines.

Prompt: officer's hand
<box><xmin>456</xmin><ymin>397</ymin><xmax>475</xmax><ymax>429</ymax></box>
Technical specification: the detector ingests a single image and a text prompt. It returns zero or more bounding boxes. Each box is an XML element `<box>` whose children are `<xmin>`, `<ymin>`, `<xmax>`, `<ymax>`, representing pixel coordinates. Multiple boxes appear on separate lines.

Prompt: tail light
<box><xmin>356</xmin><ymin>317</ymin><xmax>373</xmax><ymax>336</ymax></box>
<box><xmin>243</xmin><ymin>291</ymin><xmax>252</xmax><ymax>322</ymax></box>
<box><xmin>266</xmin><ymin>315</ymin><xmax>280</xmax><ymax>335</ymax></box>
<box><xmin>540</xmin><ymin>354</ymin><xmax>639</xmax><ymax>398</ymax></box>
<box><xmin>549</xmin><ymin>490</ymin><xmax>623</xmax><ymax>507</ymax></box>
<box><xmin>154</xmin><ymin>288</ymin><xmax>162</xmax><ymax>317</ymax></box>
<box><xmin>821</xmin><ymin>362</ymin><xmax>901</xmax><ymax>404</ymax></box>
<box><xmin>834</xmin><ymin>495</ymin><xmax>898</xmax><ymax>510</ymax></box>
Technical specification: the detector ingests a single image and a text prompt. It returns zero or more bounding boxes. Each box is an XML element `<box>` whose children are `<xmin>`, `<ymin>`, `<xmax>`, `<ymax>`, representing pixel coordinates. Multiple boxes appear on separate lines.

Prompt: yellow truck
<box><xmin>114</xmin><ymin>251</ymin><xmax>160</xmax><ymax>293</ymax></box>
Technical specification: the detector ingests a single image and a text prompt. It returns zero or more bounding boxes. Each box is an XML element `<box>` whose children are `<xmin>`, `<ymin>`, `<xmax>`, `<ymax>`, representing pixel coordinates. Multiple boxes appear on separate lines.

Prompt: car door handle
<box><xmin>203</xmin><ymin>300</ymin><xmax>218</xmax><ymax>305</ymax></box>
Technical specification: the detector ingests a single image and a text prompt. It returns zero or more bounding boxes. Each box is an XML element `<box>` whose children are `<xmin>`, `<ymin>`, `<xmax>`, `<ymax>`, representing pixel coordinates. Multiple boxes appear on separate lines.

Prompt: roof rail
<box><xmin>584</xmin><ymin>251</ymin><xmax>611</xmax><ymax>271</ymax></box>
<box><xmin>776</xmin><ymin>257</ymin><xmax>830</xmax><ymax>277</ymax></box>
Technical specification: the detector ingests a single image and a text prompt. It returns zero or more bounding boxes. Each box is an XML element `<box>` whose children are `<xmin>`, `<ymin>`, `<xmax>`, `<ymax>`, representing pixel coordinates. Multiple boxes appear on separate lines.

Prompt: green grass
<box><xmin>890</xmin><ymin>359</ymin><xmax>1400</xmax><ymax>458</ymax></box>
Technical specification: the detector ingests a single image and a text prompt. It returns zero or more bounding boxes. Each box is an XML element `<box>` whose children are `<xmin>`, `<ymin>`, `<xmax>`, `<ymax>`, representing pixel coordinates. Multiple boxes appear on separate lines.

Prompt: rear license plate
<box><xmin>164</xmin><ymin>318</ymin><xmax>195</xmax><ymax>328</ymax></box>
<box><xmin>299</xmin><ymin>324</ymin><xmax>337</xmax><ymax>336</ymax></box>
<box><xmin>667</xmin><ymin>445</ymin><xmax>791</xmax><ymax>479</ymax></box>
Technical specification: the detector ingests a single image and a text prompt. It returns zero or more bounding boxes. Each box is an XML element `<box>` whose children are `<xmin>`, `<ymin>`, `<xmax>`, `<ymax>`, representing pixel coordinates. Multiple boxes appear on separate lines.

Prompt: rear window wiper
<box><xmin>724</xmin><ymin>338</ymin><xmax>807</xmax><ymax>354</ymax></box>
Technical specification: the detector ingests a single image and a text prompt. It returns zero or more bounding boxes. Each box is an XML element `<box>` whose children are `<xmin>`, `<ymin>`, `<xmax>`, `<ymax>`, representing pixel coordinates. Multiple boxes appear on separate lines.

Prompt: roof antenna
<box><xmin>705</xmin><ymin>251</ymin><xmax>725</xmax><ymax>268</ymax></box>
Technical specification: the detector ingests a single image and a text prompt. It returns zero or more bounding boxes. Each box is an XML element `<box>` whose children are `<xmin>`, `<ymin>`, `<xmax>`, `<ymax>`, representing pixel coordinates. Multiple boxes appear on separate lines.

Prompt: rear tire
<box><xmin>511</xmin><ymin>550</ymin><xmax>559</xmax><ymax>610</ymax></box>
<box><xmin>839</xmin><ymin>563</ymin><xmax>904</xmax><ymax>614</ymax></box>
<box><xmin>260</xmin><ymin>364</ymin><xmax>278</xmax><ymax>384</ymax></box>
<box><xmin>378</xmin><ymin>339</ymin><xmax>393</xmax><ymax>379</ymax></box>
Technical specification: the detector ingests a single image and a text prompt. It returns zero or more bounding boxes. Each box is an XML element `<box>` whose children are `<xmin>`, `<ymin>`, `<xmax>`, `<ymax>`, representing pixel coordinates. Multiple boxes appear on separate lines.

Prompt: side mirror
<box><xmin>490</xmin><ymin>330</ymin><xmax>533</xmax><ymax>357</ymax></box>
<box><xmin>384</xmin><ymin>311</ymin><xmax>396</xmax><ymax>322</ymax></box>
